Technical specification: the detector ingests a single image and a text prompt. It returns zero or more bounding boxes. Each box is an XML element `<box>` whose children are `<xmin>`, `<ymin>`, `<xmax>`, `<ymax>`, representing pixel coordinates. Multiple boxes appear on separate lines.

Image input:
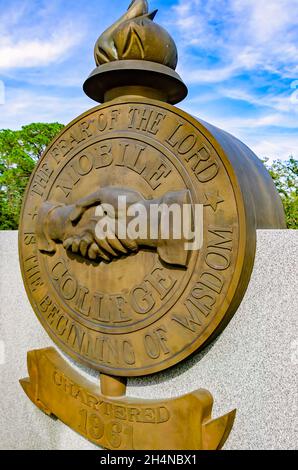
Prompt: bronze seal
<box><xmin>19</xmin><ymin>97</ymin><xmax>258</xmax><ymax>376</ymax></box>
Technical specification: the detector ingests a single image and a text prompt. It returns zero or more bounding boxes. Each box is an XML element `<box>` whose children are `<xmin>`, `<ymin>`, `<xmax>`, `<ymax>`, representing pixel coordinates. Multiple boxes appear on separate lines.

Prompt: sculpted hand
<box><xmin>66</xmin><ymin>187</ymin><xmax>143</xmax><ymax>255</ymax></box>
<box><xmin>62</xmin><ymin>206</ymin><xmax>134</xmax><ymax>262</ymax></box>
<box><xmin>37</xmin><ymin>186</ymin><xmax>190</xmax><ymax>267</ymax></box>
<box><xmin>59</xmin><ymin>187</ymin><xmax>142</xmax><ymax>261</ymax></box>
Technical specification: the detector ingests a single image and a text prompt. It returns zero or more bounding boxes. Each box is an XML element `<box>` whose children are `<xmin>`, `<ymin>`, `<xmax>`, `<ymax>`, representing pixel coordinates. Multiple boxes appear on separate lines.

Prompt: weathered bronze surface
<box><xmin>19</xmin><ymin>97</ymin><xmax>285</xmax><ymax>377</ymax></box>
<box><xmin>83</xmin><ymin>60</ymin><xmax>188</xmax><ymax>105</ymax></box>
<box><xmin>20</xmin><ymin>348</ymin><xmax>236</xmax><ymax>450</ymax></box>
<box><xmin>19</xmin><ymin>0</ymin><xmax>286</xmax><ymax>450</ymax></box>
<box><xmin>94</xmin><ymin>0</ymin><xmax>177</xmax><ymax>69</ymax></box>
<box><xmin>85</xmin><ymin>0</ymin><xmax>185</xmax><ymax>104</ymax></box>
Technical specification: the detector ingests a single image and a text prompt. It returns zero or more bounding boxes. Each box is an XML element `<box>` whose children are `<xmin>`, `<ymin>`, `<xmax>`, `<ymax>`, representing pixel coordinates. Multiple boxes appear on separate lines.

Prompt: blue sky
<box><xmin>0</xmin><ymin>0</ymin><xmax>297</xmax><ymax>161</ymax></box>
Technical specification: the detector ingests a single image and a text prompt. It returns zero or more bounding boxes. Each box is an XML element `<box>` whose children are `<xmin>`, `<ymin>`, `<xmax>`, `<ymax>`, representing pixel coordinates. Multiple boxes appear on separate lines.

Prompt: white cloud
<box><xmin>0</xmin><ymin>88</ymin><xmax>93</xmax><ymax>129</ymax></box>
<box><xmin>184</xmin><ymin>105</ymin><xmax>297</xmax><ymax>132</ymax></box>
<box><xmin>250</xmin><ymin>135</ymin><xmax>298</xmax><ymax>162</ymax></box>
<box><xmin>181</xmin><ymin>102</ymin><xmax>298</xmax><ymax>161</ymax></box>
<box><xmin>170</xmin><ymin>0</ymin><xmax>298</xmax><ymax>161</ymax></box>
<box><xmin>0</xmin><ymin>3</ymin><xmax>29</xmax><ymax>35</ymax></box>
<box><xmin>218</xmin><ymin>86</ymin><xmax>298</xmax><ymax>114</ymax></box>
<box><xmin>172</xmin><ymin>0</ymin><xmax>298</xmax><ymax>81</ymax></box>
<box><xmin>0</xmin><ymin>0</ymin><xmax>296</xmax><ymax>164</ymax></box>
<box><xmin>232</xmin><ymin>0</ymin><xmax>293</xmax><ymax>43</ymax></box>
<box><xmin>178</xmin><ymin>63</ymin><xmax>238</xmax><ymax>84</ymax></box>
<box><xmin>178</xmin><ymin>47</ymin><xmax>262</xmax><ymax>84</ymax></box>
<box><xmin>0</xmin><ymin>30</ymin><xmax>83</xmax><ymax>70</ymax></box>
<box><xmin>0</xmin><ymin>0</ymin><xmax>86</xmax><ymax>72</ymax></box>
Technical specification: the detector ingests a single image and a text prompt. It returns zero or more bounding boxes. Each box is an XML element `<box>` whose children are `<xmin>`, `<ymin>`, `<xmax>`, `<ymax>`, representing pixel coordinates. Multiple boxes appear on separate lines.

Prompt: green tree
<box><xmin>264</xmin><ymin>157</ymin><xmax>298</xmax><ymax>229</ymax></box>
<box><xmin>0</xmin><ymin>122</ymin><xmax>64</xmax><ymax>229</ymax></box>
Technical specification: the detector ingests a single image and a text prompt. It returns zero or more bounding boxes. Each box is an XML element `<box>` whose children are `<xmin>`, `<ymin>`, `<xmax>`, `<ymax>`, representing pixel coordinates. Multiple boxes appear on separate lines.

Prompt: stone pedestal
<box><xmin>0</xmin><ymin>230</ymin><xmax>297</xmax><ymax>450</ymax></box>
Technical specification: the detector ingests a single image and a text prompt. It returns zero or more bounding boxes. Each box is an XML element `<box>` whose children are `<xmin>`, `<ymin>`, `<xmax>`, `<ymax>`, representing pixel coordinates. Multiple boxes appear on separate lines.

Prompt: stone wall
<box><xmin>0</xmin><ymin>230</ymin><xmax>297</xmax><ymax>450</ymax></box>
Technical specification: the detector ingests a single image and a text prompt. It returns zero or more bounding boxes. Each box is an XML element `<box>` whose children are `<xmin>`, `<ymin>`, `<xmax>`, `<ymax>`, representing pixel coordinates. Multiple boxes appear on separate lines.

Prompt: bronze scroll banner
<box><xmin>21</xmin><ymin>348</ymin><xmax>235</xmax><ymax>450</ymax></box>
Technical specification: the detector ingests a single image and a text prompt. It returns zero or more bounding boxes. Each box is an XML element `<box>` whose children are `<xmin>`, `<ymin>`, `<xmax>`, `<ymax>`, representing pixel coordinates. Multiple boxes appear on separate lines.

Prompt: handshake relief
<box><xmin>36</xmin><ymin>187</ymin><xmax>196</xmax><ymax>267</ymax></box>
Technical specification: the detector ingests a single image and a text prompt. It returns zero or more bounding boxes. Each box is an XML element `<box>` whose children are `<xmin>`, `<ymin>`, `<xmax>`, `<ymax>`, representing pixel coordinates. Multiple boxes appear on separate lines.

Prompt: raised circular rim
<box><xmin>19</xmin><ymin>96</ymin><xmax>253</xmax><ymax>377</ymax></box>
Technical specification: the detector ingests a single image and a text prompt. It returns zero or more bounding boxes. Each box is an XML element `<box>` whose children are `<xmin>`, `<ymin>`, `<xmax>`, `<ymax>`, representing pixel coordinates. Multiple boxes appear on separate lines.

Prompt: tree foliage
<box><xmin>264</xmin><ymin>157</ymin><xmax>298</xmax><ymax>229</ymax></box>
<box><xmin>0</xmin><ymin>123</ymin><xmax>64</xmax><ymax>229</ymax></box>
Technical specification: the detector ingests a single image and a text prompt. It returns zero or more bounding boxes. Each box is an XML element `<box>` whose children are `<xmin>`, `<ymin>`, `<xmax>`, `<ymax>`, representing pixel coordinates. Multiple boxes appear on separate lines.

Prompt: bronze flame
<box><xmin>94</xmin><ymin>0</ymin><xmax>178</xmax><ymax>69</ymax></box>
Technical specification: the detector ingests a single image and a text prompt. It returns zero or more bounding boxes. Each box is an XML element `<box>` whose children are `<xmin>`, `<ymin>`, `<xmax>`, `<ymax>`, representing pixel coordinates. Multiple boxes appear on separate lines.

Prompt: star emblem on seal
<box><xmin>203</xmin><ymin>191</ymin><xmax>224</xmax><ymax>212</ymax></box>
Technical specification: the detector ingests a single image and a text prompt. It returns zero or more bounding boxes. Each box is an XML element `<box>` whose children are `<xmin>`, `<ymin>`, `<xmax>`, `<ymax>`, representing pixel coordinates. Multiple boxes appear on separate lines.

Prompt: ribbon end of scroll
<box><xmin>20</xmin><ymin>350</ymin><xmax>53</xmax><ymax>417</ymax></box>
<box><xmin>202</xmin><ymin>408</ymin><xmax>236</xmax><ymax>450</ymax></box>
<box><xmin>19</xmin><ymin>377</ymin><xmax>32</xmax><ymax>400</ymax></box>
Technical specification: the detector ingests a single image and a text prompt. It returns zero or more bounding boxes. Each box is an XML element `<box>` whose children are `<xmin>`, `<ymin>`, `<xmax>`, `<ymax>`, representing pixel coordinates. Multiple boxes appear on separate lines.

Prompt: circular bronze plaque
<box><xmin>19</xmin><ymin>97</ymin><xmax>249</xmax><ymax>376</ymax></box>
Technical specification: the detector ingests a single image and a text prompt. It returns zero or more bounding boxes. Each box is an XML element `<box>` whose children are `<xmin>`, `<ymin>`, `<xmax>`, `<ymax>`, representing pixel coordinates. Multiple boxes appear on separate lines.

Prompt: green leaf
<box><xmin>263</xmin><ymin>157</ymin><xmax>298</xmax><ymax>229</ymax></box>
<box><xmin>0</xmin><ymin>122</ymin><xmax>64</xmax><ymax>229</ymax></box>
